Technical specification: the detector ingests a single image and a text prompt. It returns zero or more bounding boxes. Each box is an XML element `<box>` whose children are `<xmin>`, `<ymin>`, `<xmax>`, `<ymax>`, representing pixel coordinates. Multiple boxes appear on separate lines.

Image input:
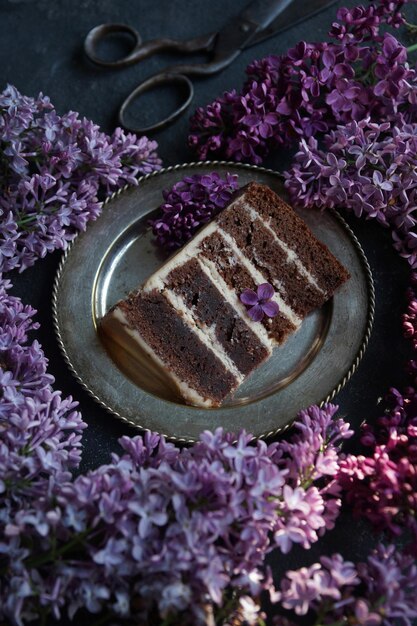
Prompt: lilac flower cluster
<box><xmin>285</xmin><ymin>116</ymin><xmax>417</xmax><ymax>268</ymax></box>
<box><xmin>188</xmin><ymin>0</ymin><xmax>415</xmax><ymax>164</ymax></box>
<box><xmin>0</xmin><ymin>85</ymin><xmax>161</xmax><ymax>273</ymax></box>
<box><xmin>336</xmin><ymin>272</ymin><xmax>417</xmax><ymax>558</ymax></box>
<box><xmin>0</xmin><ymin>277</ymin><xmax>86</xmax><ymax>500</ymax></box>
<box><xmin>150</xmin><ymin>172</ymin><xmax>238</xmax><ymax>251</ymax></box>
<box><xmin>270</xmin><ymin>404</ymin><xmax>352</xmax><ymax>554</ymax></box>
<box><xmin>0</xmin><ymin>275</ymin><xmax>87</xmax><ymax>623</ymax></box>
<box><xmin>3</xmin><ymin>0</ymin><xmax>417</xmax><ymax>621</ymax></box>
<box><xmin>274</xmin><ymin>12</ymin><xmax>417</xmax><ymax>567</ymax></box>
<box><xmin>277</xmin><ymin>544</ymin><xmax>417</xmax><ymax>624</ymax></box>
<box><xmin>0</xmin><ymin>383</ymin><xmax>352</xmax><ymax>625</ymax></box>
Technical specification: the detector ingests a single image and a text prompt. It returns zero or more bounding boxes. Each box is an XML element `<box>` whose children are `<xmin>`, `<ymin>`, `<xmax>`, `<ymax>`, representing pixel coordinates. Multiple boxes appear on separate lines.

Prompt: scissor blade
<box><xmin>211</xmin><ymin>0</ymin><xmax>295</xmax><ymax>68</ymax></box>
<box><xmin>244</xmin><ymin>0</ymin><xmax>339</xmax><ymax>48</ymax></box>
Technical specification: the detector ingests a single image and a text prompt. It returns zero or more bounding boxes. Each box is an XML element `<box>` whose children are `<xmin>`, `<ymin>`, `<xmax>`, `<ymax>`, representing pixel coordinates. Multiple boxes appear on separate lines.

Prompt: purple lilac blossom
<box><xmin>0</xmin><ymin>277</ymin><xmax>86</xmax><ymax>502</ymax></box>
<box><xmin>270</xmin><ymin>404</ymin><xmax>353</xmax><ymax>554</ymax></box>
<box><xmin>2</xmin><ymin>1</ymin><xmax>417</xmax><ymax>621</ymax></box>
<box><xmin>149</xmin><ymin>172</ymin><xmax>239</xmax><ymax>251</ymax></box>
<box><xmin>284</xmin><ymin>117</ymin><xmax>417</xmax><ymax>268</ymax></box>
<box><xmin>0</xmin><ymin>83</ymin><xmax>353</xmax><ymax>626</ymax></box>
<box><xmin>278</xmin><ymin>544</ymin><xmax>417</xmax><ymax>624</ymax></box>
<box><xmin>188</xmin><ymin>0</ymin><xmax>415</xmax><ymax>164</ymax></box>
<box><xmin>240</xmin><ymin>283</ymin><xmax>280</xmax><ymax>321</ymax></box>
<box><xmin>0</xmin><ymin>275</ymin><xmax>87</xmax><ymax>626</ymax></box>
<box><xmin>0</xmin><ymin>85</ymin><xmax>161</xmax><ymax>273</ymax></box>
<box><xmin>285</xmin><ymin>112</ymin><xmax>417</xmax><ymax>555</ymax></box>
<box><xmin>0</xmin><ymin>394</ymin><xmax>352</xmax><ymax>625</ymax></box>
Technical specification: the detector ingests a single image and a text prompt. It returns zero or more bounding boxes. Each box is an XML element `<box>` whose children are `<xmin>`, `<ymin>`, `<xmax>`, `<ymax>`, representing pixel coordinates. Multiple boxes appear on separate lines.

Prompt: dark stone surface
<box><xmin>1</xmin><ymin>0</ymin><xmax>417</xmax><ymax>623</ymax></box>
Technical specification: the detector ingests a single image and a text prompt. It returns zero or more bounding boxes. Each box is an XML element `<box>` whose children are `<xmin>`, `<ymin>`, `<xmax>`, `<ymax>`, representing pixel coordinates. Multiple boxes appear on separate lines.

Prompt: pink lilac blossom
<box><xmin>337</xmin><ymin>273</ymin><xmax>417</xmax><ymax>557</ymax></box>
<box><xmin>0</xmin><ymin>85</ymin><xmax>161</xmax><ymax>273</ymax></box>
<box><xmin>277</xmin><ymin>544</ymin><xmax>417</xmax><ymax>624</ymax></box>
<box><xmin>149</xmin><ymin>172</ymin><xmax>239</xmax><ymax>251</ymax></box>
<box><xmin>188</xmin><ymin>0</ymin><xmax>416</xmax><ymax>164</ymax></box>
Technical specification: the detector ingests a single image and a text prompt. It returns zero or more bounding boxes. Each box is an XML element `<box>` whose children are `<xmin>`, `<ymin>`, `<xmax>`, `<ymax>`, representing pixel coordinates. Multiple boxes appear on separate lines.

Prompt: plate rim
<box><xmin>52</xmin><ymin>160</ymin><xmax>375</xmax><ymax>442</ymax></box>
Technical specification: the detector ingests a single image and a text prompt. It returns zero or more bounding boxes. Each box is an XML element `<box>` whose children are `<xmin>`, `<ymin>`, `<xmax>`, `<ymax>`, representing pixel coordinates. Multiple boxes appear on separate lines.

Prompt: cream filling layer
<box><xmin>216</xmin><ymin>227</ymin><xmax>301</xmax><ymax>329</ymax></box>
<box><xmin>144</xmin><ymin>221</ymin><xmax>219</xmax><ymax>290</ymax></box>
<box><xmin>243</xmin><ymin>203</ymin><xmax>325</xmax><ymax>295</ymax></box>
<box><xmin>144</xmin><ymin>220</ymin><xmax>271</xmax><ymax>351</ymax></box>
<box><xmin>162</xmin><ymin>289</ymin><xmax>244</xmax><ymax>381</ymax></box>
<box><xmin>109</xmin><ymin>308</ymin><xmax>215</xmax><ymax>407</ymax></box>
<box><xmin>196</xmin><ymin>256</ymin><xmax>273</xmax><ymax>353</ymax></box>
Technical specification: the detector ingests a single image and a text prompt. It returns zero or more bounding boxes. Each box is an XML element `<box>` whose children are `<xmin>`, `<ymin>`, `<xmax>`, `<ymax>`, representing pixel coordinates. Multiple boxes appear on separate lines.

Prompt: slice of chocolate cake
<box><xmin>100</xmin><ymin>182</ymin><xmax>350</xmax><ymax>407</ymax></box>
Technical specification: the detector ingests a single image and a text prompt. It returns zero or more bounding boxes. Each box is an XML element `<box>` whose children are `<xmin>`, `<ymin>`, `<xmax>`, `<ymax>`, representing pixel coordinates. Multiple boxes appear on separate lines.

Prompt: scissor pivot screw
<box><xmin>240</xmin><ymin>22</ymin><xmax>251</xmax><ymax>32</ymax></box>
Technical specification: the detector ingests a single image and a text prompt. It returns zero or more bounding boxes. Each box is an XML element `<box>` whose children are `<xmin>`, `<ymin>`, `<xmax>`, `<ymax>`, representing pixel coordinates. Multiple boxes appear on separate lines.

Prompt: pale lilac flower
<box><xmin>279</xmin><ymin>543</ymin><xmax>417</xmax><ymax>623</ymax></box>
<box><xmin>285</xmin><ymin>116</ymin><xmax>417</xmax><ymax>258</ymax></box>
<box><xmin>0</xmin><ymin>392</ymin><xmax>353</xmax><ymax>625</ymax></box>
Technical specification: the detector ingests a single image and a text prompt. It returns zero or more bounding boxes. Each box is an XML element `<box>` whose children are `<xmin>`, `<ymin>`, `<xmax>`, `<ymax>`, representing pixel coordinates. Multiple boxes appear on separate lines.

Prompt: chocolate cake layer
<box><xmin>198</xmin><ymin>231</ymin><xmax>297</xmax><ymax>343</ymax></box>
<box><xmin>217</xmin><ymin>206</ymin><xmax>326</xmax><ymax>318</ymax></box>
<box><xmin>166</xmin><ymin>258</ymin><xmax>270</xmax><ymax>376</ymax></box>
<box><xmin>240</xmin><ymin>183</ymin><xmax>350</xmax><ymax>294</ymax></box>
<box><xmin>101</xmin><ymin>181</ymin><xmax>350</xmax><ymax>408</ymax></box>
<box><xmin>118</xmin><ymin>290</ymin><xmax>238</xmax><ymax>405</ymax></box>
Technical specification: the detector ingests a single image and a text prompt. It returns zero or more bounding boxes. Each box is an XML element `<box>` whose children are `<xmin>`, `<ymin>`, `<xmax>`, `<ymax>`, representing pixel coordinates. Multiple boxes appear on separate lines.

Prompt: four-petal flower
<box><xmin>240</xmin><ymin>283</ymin><xmax>279</xmax><ymax>322</ymax></box>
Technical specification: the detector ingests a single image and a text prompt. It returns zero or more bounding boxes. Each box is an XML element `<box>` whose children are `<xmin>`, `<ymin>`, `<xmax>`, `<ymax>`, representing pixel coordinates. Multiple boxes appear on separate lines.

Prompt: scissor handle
<box><xmin>84</xmin><ymin>23</ymin><xmax>216</xmax><ymax>69</ymax></box>
<box><xmin>84</xmin><ymin>24</ymin><xmax>145</xmax><ymax>68</ymax></box>
<box><xmin>118</xmin><ymin>72</ymin><xmax>194</xmax><ymax>134</ymax></box>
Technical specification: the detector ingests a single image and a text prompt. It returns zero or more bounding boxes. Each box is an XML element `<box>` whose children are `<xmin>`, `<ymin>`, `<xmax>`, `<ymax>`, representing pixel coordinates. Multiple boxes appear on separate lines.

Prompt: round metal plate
<box><xmin>53</xmin><ymin>161</ymin><xmax>374</xmax><ymax>441</ymax></box>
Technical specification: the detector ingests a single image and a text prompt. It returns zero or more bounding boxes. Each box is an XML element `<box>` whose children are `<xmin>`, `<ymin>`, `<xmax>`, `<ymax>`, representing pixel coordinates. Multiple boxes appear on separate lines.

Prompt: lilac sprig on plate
<box><xmin>0</xmin><ymin>85</ymin><xmax>161</xmax><ymax>273</ymax></box>
<box><xmin>188</xmin><ymin>0</ymin><xmax>416</xmax><ymax>164</ymax></box>
<box><xmin>150</xmin><ymin>171</ymin><xmax>239</xmax><ymax>251</ymax></box>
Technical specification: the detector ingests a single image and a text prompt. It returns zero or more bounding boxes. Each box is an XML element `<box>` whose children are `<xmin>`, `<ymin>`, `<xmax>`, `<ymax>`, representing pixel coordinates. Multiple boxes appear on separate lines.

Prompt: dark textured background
<box><xmin>2</xmin><ymin>0</ymin><xmax>417</xmax><ymax>623</ymax></box>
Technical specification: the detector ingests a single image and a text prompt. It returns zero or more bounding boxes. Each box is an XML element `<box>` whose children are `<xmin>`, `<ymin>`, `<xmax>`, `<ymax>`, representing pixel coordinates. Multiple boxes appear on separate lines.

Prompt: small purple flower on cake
<box><xmin>240</xmin><ymin>283</ymin><xmax>279</xmax><ymax>322</ymax></box>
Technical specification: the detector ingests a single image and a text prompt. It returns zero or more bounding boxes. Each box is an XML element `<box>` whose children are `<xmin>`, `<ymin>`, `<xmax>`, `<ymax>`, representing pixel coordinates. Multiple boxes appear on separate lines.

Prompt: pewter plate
<box><xmin>53</xmin><ymin>161</ymin><xmax>374</xmax><ymax>441</ymax></box>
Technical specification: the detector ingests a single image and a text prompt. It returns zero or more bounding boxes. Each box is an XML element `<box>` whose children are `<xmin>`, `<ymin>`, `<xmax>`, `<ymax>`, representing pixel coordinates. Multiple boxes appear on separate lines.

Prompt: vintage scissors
<box><xmin>84</xmin><ymin>0</ymin><xmax>336</xmax><ymax>134</ymax></box>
